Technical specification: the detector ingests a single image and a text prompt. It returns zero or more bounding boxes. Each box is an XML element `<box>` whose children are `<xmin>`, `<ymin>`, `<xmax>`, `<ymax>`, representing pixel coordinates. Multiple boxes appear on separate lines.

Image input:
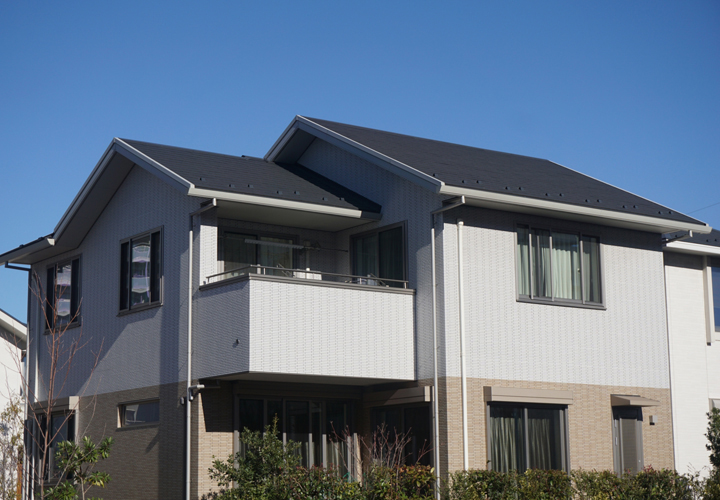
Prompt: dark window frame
<box><xmin>350</xmin><ymin>221</ymin><xmax>408</xmax><ymax>285</ymax></box>
<box><xmin>516</xmin><ymin>223</ymin><xmax>604</xmax><ymax>308</ymax></box>
<box><xmin>709</xmin><ymin>256</ymin><xmax>720</xmax><ymax>333</ymax></box>
<box><xmin>119</xmin><ymin>227</ymin><xmax>163</xmax><ymax>313</ymax></box>
<box><xmin>119</xmin><ymin>399</ymin><xmax>160</xmax><ymax>428</ymax></box>
<box><xmin>217</xmin><ymin>227</ymin><xmax>300</xmax><ymax>274</ymax></box>
<box><xmin>45</xmin><ymin>257</ymin><xmax>81</xmax><ymax>331</ymax></box>
<box><xmin>486</xmin><ymin>402</ymin><xmax>570</xmax><ymax>473</ymax></box>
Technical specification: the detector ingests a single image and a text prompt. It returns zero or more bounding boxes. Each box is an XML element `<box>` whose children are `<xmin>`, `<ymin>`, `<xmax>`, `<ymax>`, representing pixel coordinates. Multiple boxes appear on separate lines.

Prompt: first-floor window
<box><xmin>371</xmin><ymin>404</ymin><xmax>431</xmax><ymax>465</ymax></box>
<box><xmin>120</xmin><ymin>400</ymin><xmax>160</xmax><ymax>427</ymax></box>
<box><xmin>517</xmin><ymin>225</ymin><xmax>602</xmax><ymax>305</ymax></box>
<box><xmin>45</xmin><ymin>412</ymin><xmax>75</xmax><ymax>479</ymax></box>
<box><xmin>488</xmin><ymin>403</ymin><xmax>568</xmax><ymax>472</ymax></box>
<box><xmin>237</xmin><ymin>397</ymin><xmax>351</xmax><ymax>474</ymax></box>
<box><xmin>46</xmin><ymin>259</ymin><xmax>80</xmax><ymax>330</ymax></box>
<box><xmin>120</xmin><ymin>229</ymin><xmax>162</xmax><ymax>311</ymax></box>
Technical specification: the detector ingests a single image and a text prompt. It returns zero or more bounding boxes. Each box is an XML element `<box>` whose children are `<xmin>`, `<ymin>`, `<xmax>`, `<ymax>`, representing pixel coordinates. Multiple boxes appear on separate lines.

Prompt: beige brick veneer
<box><xmin>432</xmin><ymin>377</ymin><xmax>673</xmax><ymax>474</ymax></box>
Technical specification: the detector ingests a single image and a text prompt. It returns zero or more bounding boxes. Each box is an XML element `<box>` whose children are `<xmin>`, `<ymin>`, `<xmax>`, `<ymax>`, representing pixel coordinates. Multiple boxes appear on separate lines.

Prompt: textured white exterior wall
<box><xmin>0</xmin><ymin>333</ymin><xmax>22</xmax><ymax>411</ymax></box>
<box><xmin>440</xmin><ymin>206</ymin><xmax>670</xmax><ymax>388</ymax></box>
<box><xmin>665</xmin><ymin>252</ymin><xmax>720</xmax><ymax>475</ymax></box>
<box><xmin>249</xmin><ymin>279</ymin><xmax>414</xmax><ymax>380</ymax></box>
<box><xmin>28</xmin><ymin>166</ymin><xmax>203</xmax><ymax>399</ymax></box>
<box><xmin>194</xmin><ymin>278</ymin><xmax>415</xmax><ymax>381</ymax></box>
<box><xmin>299</xmin><ymin>139</ymin><xmax>444</xmax><ymax>380</ymax></box>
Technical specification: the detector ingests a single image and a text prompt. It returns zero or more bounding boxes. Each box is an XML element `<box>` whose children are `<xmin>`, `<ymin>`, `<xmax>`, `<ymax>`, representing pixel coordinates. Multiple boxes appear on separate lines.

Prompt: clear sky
<box><xmin>1</xmin><ymin>1</ymin><xmax>718</xmax><ymax>321</ymax></box>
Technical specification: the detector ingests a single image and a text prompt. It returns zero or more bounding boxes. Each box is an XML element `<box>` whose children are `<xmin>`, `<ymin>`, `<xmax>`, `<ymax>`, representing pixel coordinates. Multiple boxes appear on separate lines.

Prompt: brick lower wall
<box><xmin>77</xmin><ymin>382</ymin><xmax>185</xmax><ymax>500</ymax></box>
<box><xmin>433</xmin><ymin>376</ymin><xmax>673</xmax><ymax>474</ymax></box>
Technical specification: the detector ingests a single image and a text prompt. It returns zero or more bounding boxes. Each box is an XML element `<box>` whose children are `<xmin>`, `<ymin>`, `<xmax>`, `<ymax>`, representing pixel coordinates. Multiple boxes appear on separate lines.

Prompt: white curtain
<box><xmin>490</xmin><ymin>409</ymin><xmax>523</xmax><ymax>472</ymax></box>
<box><xmin>582</xmin><ymin>236</ymin><xmax>601</xmax><ymax>302</ymax></box>
<box><xmin>552</xmin><ymin>232</ymin><xmax>579</xmax><ymax>300</ymax></box>
<box><xmin>533</xmin><ymin>230</ymin><xmax>552</xmax><ymax>298</ymax></box>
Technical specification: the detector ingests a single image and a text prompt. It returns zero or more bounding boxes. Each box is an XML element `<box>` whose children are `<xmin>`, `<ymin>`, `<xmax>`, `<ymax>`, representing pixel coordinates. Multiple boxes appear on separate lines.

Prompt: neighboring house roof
<box><xmin>665</xmin><ymin>229</ymin><xmax>720</xmax><ymax>256</ymax></box>
<box><xmin>268</xmin><ymin>116</ymin><xmax>710</xmax><ymax>235</ymax></box>
<box><xmin>0</xmin><ymin>308</ymin><xmax>27</xmax><ymax>350</ymax></box>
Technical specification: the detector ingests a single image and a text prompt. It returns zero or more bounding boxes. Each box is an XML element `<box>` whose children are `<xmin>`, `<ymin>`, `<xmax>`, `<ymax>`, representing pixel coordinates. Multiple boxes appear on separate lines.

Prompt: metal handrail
<box><xmin>206</xmin><ymin>265</ymin><xmax>408</xmax><ymax>288</ymax></box>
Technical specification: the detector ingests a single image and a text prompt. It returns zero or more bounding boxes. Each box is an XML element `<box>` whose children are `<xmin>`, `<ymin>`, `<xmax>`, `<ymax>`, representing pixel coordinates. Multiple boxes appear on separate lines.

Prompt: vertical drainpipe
<box><xmin>430</xmin><ymin>196</ymin><xmax>465</xmax><ymax>495</ymax></box>
<box><xmin>186</xmin><ymin>200</ymin><xmax>216</xmax><ymax>500</ymax></box>
<box><xmin>457</xmin><ymin>219</ymin><xmax>469</xmax><ymax>471</ymax></box>
<box><xmin>430</xmin><ymin>217</ymin><xmax>441</xmax><ymax>497</ymax></box>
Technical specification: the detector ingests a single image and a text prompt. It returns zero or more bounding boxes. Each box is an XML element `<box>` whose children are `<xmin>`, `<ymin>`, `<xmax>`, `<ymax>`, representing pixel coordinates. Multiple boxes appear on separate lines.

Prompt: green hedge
<box><xmin>447</xmin><ymin>468</ymin><xmax>720</xmax><ymax>500</ymax></box>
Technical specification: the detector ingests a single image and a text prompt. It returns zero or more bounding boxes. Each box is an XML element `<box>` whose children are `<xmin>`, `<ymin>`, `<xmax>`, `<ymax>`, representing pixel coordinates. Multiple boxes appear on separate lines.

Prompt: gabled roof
<box><xmin>268</xmin><ymin>116</ymin><xmax>710</xmax><ymax>235</ymax></box>
<box><xmin>0</xmin><ymin>138</ymin><xmax>382</xmax><ymax>265</ymax></box>
<box><xmin>0</xmin><ymin>308</ymin><xmax>26</xmax><ymax>350</ymax></box>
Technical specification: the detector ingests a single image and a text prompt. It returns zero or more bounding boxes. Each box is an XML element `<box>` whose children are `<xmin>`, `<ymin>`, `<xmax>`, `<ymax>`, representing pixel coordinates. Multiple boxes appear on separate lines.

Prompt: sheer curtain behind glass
<box><xmin>532</xmin><ymin>230</ymin><xmax>552</xmax><ymax>298</ymax></box>
<box><xmin>517</xmin><ymin>226</ymin><xmax>531</xmax><ymax>295</ymax></box>
<box><xmin>489</xmin><ymin>406</ymin><xmax>524</xmax><ymax>472</ymax></box>
<box><xmin>527</xmin><ymin>408</ymin><xmax>563</xmax><ymax>470</ymax></box>
<box><xmin>582</xmin><ymin>236</ymin><xmax>601</xmax><ymax>303</ymax></box>
<box><xmin>552</xmin><ymin>232</ymin><xmax>579</xmax><ymax>300</ymax></box>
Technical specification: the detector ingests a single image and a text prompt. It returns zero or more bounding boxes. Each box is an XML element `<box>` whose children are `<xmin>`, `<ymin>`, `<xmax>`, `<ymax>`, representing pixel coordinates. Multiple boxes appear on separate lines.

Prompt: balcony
<box><xmin>193</xmin><ymin>265</ymin><xmax>416</xmax><ymax>384</ymax></box>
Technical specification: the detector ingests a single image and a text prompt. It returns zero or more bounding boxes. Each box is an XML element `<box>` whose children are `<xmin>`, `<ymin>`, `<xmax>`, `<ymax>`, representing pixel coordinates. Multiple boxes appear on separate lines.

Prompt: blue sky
<box><xmin>1</xmin><ymin>1</ymin><xmax>718</xmax><ymax>321</ymax></box>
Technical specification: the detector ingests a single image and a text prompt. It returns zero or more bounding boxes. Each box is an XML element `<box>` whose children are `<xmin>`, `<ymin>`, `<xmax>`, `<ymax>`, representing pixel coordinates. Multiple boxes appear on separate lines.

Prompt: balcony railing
<box><xmin>205</xmin><ymin>265</ymin><xmax>409</xmax><ymax>288</ymax></box>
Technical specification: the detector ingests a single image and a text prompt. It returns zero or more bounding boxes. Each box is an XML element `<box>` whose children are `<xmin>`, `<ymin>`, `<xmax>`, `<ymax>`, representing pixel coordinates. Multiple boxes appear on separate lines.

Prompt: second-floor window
<box><xmin>120</xmin><ymin>229</ymin><xmax>162</xmax><ymax>311</ymax></box>
<box><xmin>516</xmin><ymin>225</ymin><xmax>602</xmax><ymax>305</ymax></box>
<box><xmin>218</xmin><ymin>230</ymin><xmax>295</xmax><ymax>274</ymax></box>
<box><xmin>351</xmin><ymin>223</ymin><xmax>406</xmax><ymax>287</ymax></box>
<box><xmin>46</xmin><ymin>258</ymin><xmax>80</xmax><ymax>330</ymax></box>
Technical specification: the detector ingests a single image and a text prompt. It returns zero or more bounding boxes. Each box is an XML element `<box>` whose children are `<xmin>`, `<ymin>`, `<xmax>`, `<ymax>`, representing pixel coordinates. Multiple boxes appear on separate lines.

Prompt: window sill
<box><xmin>44</xmin><ymin>319</ymin><xmax>82</xmax><ymax>335</ymax></box>
<box><xmin>118</xmin><ymin>302</ymin><xmax>162</xmax><ymax>317</ymax></box>
<box><xmin>517</xmin><ymin>297</ymin><xmax>606</xmax><ymax>311</ymax></box>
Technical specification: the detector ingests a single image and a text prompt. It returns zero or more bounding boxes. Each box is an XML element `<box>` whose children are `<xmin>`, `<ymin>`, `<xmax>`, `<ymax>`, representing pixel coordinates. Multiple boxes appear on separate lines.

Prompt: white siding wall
<box><xmin>665</xmin><ymin>252</ymin><xmax>720</xmax><ymax>475</ymax></box>
<box><xmin>439</xmin><ymin>206</ymin><xmax>670</xmax><ymax>387</ymax></box>
<box><xmin>299</xmin><ymin>139</ymin><xmax>444</xmax><ymax>380</ymax></box>
<box><xmin>28</xmin><ymin>166</ymin><xmax>202</xmax><ymax>399</ymax></box>
<box><xmin>0</xmin><ymin>333</ymin><xmax>22</xmax><ymax>411</ymax></box>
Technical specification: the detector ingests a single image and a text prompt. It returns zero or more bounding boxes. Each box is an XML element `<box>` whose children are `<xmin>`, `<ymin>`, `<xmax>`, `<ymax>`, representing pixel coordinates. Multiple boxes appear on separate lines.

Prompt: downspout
<box><xmin>185</xmin><ymin>199</ymin><xmax>216</xmax><ymax>500</ymax></box>
<box><xmin>456</xmin><ymin>219</ymin><xmax>469</xmax><ymax>471</ymax></box>
<box><xmin>430</xmin><ymin>197</ymin><xmax>464</xmax><ymax>495</ymax></box>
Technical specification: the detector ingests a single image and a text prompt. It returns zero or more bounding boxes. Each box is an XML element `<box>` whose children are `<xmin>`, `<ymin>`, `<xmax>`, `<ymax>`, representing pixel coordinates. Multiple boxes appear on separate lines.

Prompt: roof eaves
<box><xmin>441</xmin><ymin>184</ymin><xmax>712</xmax><ymax>234</ymax></box>
<box><xmin>0</xmin><ymin>236</ymin><xmax>55</xmax><ymax>266</ymax></box>
<box><xmin>0</xmin><ymin>308</ymin><xmax>27</xmax><ymax>347</ymax></box>
<box><xmin>187</xmin><ymin>187</ymin><xmax>381</xmax><ymax>221</ymax></box>
<box><xmin>113</xmin><ymin>139</ymin><xmax>194</xmax><ymax>192</ymax></box>
<box><xmin>664</xmin><ymin>240</ymin><xmax>720</xmax><ymax>257</ymax></box>
<box><xmin>268</xmin><ymin>116</ymin><xmax>445</xmax><ymax>193</ymax></box>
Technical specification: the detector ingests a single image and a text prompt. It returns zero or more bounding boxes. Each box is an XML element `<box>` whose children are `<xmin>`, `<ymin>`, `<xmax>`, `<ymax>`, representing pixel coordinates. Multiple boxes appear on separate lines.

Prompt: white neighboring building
<box><xmin>0</xmin><ymin>308</ymin><xmax>26</xmax><ymax>412</ymax></box>
<box><xmin>664</xmin><ymin>230</ymin><xmax>720</xmax><ymax>475</ymax></box>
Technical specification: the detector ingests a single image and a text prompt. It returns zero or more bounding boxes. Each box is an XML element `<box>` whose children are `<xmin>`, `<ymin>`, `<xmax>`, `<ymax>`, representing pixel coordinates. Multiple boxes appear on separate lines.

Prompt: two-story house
<box><xmin>663</xmin><ymin>229</ymin><xmax>720</xmax><ymax>475</ymax></box>
<box><xmin>0</xmin><ymin>116</ymin><xmax>711</xmax><ymax>499</ymax></box>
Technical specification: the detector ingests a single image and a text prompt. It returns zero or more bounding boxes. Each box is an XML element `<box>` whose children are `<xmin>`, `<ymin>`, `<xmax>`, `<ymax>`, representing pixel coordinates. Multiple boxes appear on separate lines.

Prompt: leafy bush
<box><xmin>708</xmin><ymin>408</ymin><xmax>720</xmax><ymax>471</ymax></box>
<box><xmin>44</xmin><ymin>436</ymin><xmax>114</xmax><ymax>500</ymax></box>
<box><xmin>446</xmin><ymin>469</ymin><xmax>571</xmax><ymax>499</ymax></box>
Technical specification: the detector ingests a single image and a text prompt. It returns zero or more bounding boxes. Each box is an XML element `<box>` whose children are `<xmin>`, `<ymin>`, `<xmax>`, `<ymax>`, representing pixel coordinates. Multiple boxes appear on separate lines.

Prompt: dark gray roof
<box><xmin>686</xmin><ymin>229</ymin><xmax>720</xmax><ymax>248</ymax></box>
<box><xmin>303</xmin><ymin>117</ymin><xmax>703</xmax><ymax>225</ymax></box>
<box><xmin>120</xmin><ymin>139</ymin><xmax>381</xmax><ymax>213</ymax></box>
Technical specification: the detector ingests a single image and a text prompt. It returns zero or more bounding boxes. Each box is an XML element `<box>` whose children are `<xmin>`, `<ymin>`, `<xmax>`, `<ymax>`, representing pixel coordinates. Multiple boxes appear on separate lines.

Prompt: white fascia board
<box><xmin>441</xmin><ymin>185</ymin><xmax>712</xmax><ymax>234</ymax></box>
<box><xmin>187</xmin><ymin>187</ymin><xmax>381</xmax><ymax>220</ymax></box>
<box><xmin>0</xmin><ymin>309</ymin><xmax>27</xmax><ymax>345</ymax></box>
<box><xmin>664</xmin><ymin>241</ymin><xmax>720</xmax><ymax>256</ymax></box>
<box><xmin>52</xmin><ymin>138</ymin><xmax>194</xmax><ymax>242</ymax></box>
<box><xmin>113</xmin><ymin>139</ymin><xmax>194</xmax><ymax>192</ymax></box>
<box><xmin>0</xmin><ymin>237</ymin><xmax>55</xmax><ymax>266</ymax></box>
<box><xmin>52</xmin><ymin>139</ymin><xmax>118</xmax><ymax>237</ymax></box>
<box><xmin>264</xmin><ymin>117</ymin><xmax>300</xmax><ymax>161</ymax></box>
<box><xmin>267</xmin><ymin>116</ymin><xmax>445</xmax><ymax>193</ymax></box>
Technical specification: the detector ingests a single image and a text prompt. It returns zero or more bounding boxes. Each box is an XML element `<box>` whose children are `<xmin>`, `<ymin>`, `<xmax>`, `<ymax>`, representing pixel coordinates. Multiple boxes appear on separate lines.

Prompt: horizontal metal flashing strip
<box><xmin>610</xmin><ymin>394</ymin><xmax>660</xmax><ymax>407</ymax></box>
<box><xmin>189</xmin><ymin>186</ymin><xmax>380</xmax><ymax>220</ymax></box>
<box><xmin>484</xmin><ymin>386</ymin><xmax>574</xmax><ymax>405</ymax></box>
<box><xmin>364</xmin><ymin>386</ymin><xmax>432</xmax><ymax>407</ymax></box>
<box><xmin>441</xmin><ymin>185</ymin><xmax>711</xmax><ymax>234</ymax></box>
<box><xmin>664</xmin><ymin>241</ymin><xmax>720</xmax><ymax>257</ymax></box>
<box><xmin>199</xmin><ymin>272</ymin><xmax>416</xmax><ymax>294</ymax></box>
<box><xmin>31</xmin><ymin>396</ymin><xmax>79</xmax><ymax>412</ymax></box>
